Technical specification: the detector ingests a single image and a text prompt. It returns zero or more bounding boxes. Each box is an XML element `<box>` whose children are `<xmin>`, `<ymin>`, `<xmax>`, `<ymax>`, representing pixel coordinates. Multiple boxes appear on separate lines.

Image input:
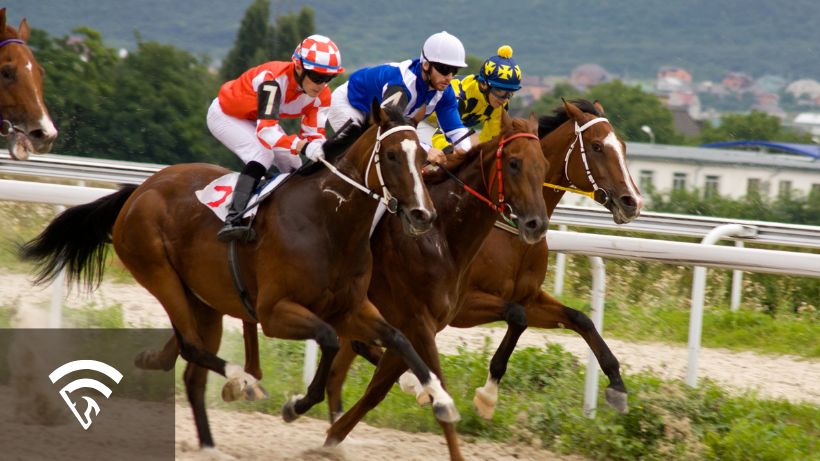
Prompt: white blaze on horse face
<box><xmin>401</xmin><ymin>138</ymin><xmax>429</xmax><ymax>211</ymax></box>
<box><xmin>26</xmin><ymin>61</ymin><xmax>33</xmax><ymax>73</ymax></box>
<box><xmin>604</xmin><ymin>131</ymin><xmax>641</xmax><ymax>202</ymax></box>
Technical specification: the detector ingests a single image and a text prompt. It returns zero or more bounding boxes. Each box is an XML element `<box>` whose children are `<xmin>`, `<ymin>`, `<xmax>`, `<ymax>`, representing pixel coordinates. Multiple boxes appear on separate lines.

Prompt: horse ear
<box><xmin>593</xmin><ymin>100</ymin><xmax>606</xmax><ymax>116</ymax></box>
<box><xmin>500</xmin><ymin>107</ymin><xmax>512</xmax><ymax>131</ymax></box>
<box><xmin>562</xmin><ymin>98</ymin><xmax>584</xmax><ymax>122</ymax></box>
<box><xmin>18</xmin><ymin>18</ymin><xmax>30</xmax><ymax>42</ymax></box>
<box><xmin>528</xmin><ymin>112</ymin><xmax>539</xmax><ymax>134</ymax></box>
<box><xmin>370</xmin><ymin>98</ymin><xmax>384</xmax><ymax>125</ymax></box>
<box><xmin>0</xmin><ymin>9</ymin><xmax>6</xmax><ymax>33</ymax></box>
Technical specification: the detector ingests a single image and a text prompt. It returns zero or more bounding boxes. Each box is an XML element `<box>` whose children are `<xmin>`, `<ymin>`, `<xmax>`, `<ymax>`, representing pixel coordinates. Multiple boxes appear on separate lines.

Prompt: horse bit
<box><xmin>0</xmin><ymin>38</ymin><xmax>28</xmax><ymax>138</ymax></box>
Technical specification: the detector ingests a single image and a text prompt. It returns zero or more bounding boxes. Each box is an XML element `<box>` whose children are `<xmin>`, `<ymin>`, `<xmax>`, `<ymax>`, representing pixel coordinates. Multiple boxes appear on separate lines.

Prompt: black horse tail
<box><xmin>19</xmin><ymin>185</ymin><xmax>138</xmax><ymax>290</ymax></box>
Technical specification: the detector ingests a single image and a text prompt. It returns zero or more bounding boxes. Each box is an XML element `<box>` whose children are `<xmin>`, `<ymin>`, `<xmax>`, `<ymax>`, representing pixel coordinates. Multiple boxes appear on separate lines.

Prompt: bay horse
<box><xmin>324</xmin><ymin>100</ymin><xmax>642</xmax><ymax>425</ymax></box>
<box><xmin>323</xmin><ymin>111</ymin><xmax>549</xmax><ymax>461</ymax></box>
<box><xmin>20</xmin><ymin>103</ymin><xmax>461</xmax><ymax>451</ymax></box>
<box><xmin>0</xmin><ymin>8</ymin><xmax>58</xmax><ymax>160</ymax></box>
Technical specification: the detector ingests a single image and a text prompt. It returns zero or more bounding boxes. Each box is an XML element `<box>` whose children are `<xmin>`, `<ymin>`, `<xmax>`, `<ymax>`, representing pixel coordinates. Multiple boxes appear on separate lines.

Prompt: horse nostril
<box><xmin>524</xmin><ymin>218</ymin><xmax>541</xmax><ymax>231</ymax></box>
<box><xmin>29</xmin><ymin>129</ymin><xmax>46</xmax><ymax>140</ymax></box>
<box><xmin>620</xmin><ymin>195</ymin><xmax>637</xmax><ymax>209</ymax></box>
<box><xmin>410</xmin><ymin>208</ymin><xmax>434</xmax><ymax>224</ymax></box>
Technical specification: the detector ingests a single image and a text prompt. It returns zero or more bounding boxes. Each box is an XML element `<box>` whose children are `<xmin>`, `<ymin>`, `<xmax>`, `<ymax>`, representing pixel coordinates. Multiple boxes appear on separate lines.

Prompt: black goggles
<box><xmin>430</xmin><ymin>62</ymin><xmax>459</xmax><ymax>77</ymax></box>
<box><xmin>489</xmin><ymin>87</ymin><xmax>515</xmax><ymax>100</ymax></box>
<box><xmin>304</xmin><ymin>68</ymin><xmax>336</xmax><ymax>84</ymax></box>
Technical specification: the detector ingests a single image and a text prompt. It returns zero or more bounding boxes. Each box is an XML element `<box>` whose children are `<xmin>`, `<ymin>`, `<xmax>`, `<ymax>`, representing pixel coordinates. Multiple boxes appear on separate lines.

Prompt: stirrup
<box><xmin>217</xmin><ymin>221</ymin><xmax>256</xmax><ymax>243</ymax></box>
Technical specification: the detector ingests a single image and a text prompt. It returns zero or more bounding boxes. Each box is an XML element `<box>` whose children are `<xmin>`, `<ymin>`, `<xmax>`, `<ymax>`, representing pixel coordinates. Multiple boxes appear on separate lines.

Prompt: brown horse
<box><xmin>20</xmin><ymin>103</ymin><xmax>461</xmax><ymax>451</ymax></box>
<box><xmin>323</xmin><ymin>111</ymin><xmax>549</xmax><ymax>461</ymax></box>
<box><xmin>325</xmin><ymin>100</ymin><xmax>642</xmax><ymax>424</ymax></box>
<box><xmin>0</xmin><ymin>8</ymin><xmax>57</xmax><ymax>159</ymax></box>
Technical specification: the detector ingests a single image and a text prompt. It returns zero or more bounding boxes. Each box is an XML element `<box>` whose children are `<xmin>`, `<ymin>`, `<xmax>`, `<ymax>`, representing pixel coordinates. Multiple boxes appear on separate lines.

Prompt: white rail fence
<box><xmin>2</xmin><ymin>153</ymin><xmax>819</xmax><ymax>415</ymax></box>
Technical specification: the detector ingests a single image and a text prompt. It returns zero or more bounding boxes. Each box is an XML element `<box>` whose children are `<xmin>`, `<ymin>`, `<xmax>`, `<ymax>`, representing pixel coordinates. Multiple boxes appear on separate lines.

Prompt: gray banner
<box><xmin>0</xmin><ymin>329</ymin><xmax>175</xmax><ymax>461</ymax></box>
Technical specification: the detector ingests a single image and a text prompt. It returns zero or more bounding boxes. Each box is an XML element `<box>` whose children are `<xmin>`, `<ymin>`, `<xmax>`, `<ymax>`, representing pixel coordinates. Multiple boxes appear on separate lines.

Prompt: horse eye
<box><xmin>508</xmin><ymin>157</ymin><xmax>522</xmax><ymax>172</ymax></box>
<box><xmin>0</xmin><ymin>66</ymin><xmax>14</xmax><ymax>80</ymax></box>
<box><xmin>592</xmin><ymin>143</ymin><xmax>604</xmax><ymax>153</ymax></box>
<box><xmin>386</xmin><ymin>150</ymin><xmax>397</xmax><ymax>162</ymax></box>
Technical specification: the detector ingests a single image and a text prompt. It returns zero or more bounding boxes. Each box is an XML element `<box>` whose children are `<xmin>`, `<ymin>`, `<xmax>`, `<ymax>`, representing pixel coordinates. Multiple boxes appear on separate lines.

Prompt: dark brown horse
<box><xmin>323</xmin><ymin>111</ymin><xmax>549</xmax><ymax>461</ymax></box>
<box><xmin>325</xmin><ymin>100</ymin><xmax>642</xmax><ymax>424</ymax></box>
<box><xmin>20</xmin><ymin>104</ymin><xmax>461</xmax><ymax>451</ymax></box>
<box><xmin>0</xmin><ymin>8</ymin><xmax>57</xmax><ymax>159</ymax></box>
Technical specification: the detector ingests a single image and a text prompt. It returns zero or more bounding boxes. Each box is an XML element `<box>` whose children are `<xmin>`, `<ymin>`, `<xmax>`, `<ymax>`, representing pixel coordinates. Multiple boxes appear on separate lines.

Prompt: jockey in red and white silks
<box><xmin>208</xmin><ymin>34</ymin><xmax>344</xmax><ymax>242</ymax></box>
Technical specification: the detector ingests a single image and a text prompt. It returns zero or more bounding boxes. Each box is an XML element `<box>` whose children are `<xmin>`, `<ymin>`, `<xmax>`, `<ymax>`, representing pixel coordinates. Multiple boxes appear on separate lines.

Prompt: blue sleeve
<box><xmin>347</xmin><ymin>65</ymin><xmax>408</xmax><ymax>114</ymax></box>
<box><xmin>434</xmin><ymin>87</ymin><xmax>466</xmax><ymax>134</ymax></box>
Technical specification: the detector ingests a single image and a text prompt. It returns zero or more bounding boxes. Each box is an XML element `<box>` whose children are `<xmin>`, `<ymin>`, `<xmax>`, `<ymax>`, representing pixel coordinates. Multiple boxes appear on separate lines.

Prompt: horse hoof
<box><xmin>432</xmin><ymin>401</ymin><xmax>461</xmax><ymax>424</ymax></box>
<box><xmin>605</xmin><ymin>387</ymin><xmax>629</xmax><ymax>414</ymax></box>
<box><xmin>244</xmin><ymin>382</ymin><xmax>269</xmax><ymax>401</ymax></box>
<box><xmin>282</xmin><ymin>394</ymin><xmax>304</xmax><ymax>423</ymax></box>
<box><xmin>472</xmin><ymin>387</ymin><xmax>497</xmax><ymax>420</ymax></box>
<box><xmin>221</xmin><ymin>378</ymin><xmax>243</xmax><ymax>402</ymax></box>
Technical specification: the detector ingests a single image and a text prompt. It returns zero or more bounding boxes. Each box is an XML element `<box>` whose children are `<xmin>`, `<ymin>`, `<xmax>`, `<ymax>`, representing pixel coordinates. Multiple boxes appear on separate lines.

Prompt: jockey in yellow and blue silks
<box><xmin>425</xmin><ymin>45</ymin><xmax>523</xmax><ymax>151</ymax></box>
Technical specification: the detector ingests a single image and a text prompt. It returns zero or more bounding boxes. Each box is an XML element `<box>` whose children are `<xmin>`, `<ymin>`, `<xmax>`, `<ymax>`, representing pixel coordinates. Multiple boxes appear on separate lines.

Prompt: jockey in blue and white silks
<box><xmin>328</xmin><ymin>32</ymin><xmax>473</xmax><ymax>163</ymax></box>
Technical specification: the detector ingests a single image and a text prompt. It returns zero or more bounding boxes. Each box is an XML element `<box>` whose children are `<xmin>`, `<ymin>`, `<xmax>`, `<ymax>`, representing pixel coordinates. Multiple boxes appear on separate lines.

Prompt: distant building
<box><xmin>656</xmin><ymin>66</ymin><xmax>692</xmax><ymax>92</ymax></box>
<box><xmin>517</xmin><ymin>76</ymin><xmax>553</xmax><ymax>107</ymax></box>
<box><xmin>721</xmin><ymin>72</ymin><xmax>754</xmax><ymax>92</ymax></box>
<box><xmin>786</xmin><ymin>79</ymin><xmax>820</xmax><ymax>100</ymax></box>
<box><xmin>569</xmin><ymin>63</ymin><xmax>612</xmax><ymax>90</ymax></box>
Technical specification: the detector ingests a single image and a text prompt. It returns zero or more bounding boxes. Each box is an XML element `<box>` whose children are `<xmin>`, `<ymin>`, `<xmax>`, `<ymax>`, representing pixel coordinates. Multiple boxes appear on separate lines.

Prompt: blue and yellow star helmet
<box><xmin>478</xmin><ymin>45</ymin><xmax>522</xmax><ymax>90</ymax></box>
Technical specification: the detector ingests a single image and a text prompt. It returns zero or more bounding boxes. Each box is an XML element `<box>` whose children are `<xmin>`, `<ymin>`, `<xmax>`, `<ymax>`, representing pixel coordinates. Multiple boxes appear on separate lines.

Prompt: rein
<box><xmin>542</xmin><ymin>117</ymin><xmax>611</xmax><ymax>206</ymax></box>
<box><xmin>0</xmin><ymin>38</ymin><xmax>28</xmax><ymax>137</ymax></box>
<box><xmin>439</xmin><ymin>132</ymin><xmax>539</xmax><ymax>215</ymax></box>
<box><xmin>318</xmin><ymin>124</ymin><xmax>417</xmax><ymax>214</ymax></box>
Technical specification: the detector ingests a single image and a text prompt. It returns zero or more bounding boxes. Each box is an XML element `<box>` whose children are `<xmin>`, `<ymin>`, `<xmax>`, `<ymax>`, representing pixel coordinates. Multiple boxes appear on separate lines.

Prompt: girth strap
<box><xmin>228</xmin><ymin>240</ymin><xmax>259</xmax><ymax>322</ymax></box>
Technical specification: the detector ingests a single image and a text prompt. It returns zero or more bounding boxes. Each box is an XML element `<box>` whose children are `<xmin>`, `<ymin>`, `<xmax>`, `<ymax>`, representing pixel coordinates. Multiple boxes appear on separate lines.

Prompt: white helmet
<box><xmin>420</xmin><ymin>31</ymin><xmax>467</xmax><ymax>68</ymax></box>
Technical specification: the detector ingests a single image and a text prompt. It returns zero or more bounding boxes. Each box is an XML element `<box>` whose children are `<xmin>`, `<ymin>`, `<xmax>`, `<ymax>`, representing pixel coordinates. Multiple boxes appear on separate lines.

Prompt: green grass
<box><xmin>556</xmin><ymin>293</ymin><xmax>820</xmax><ymax>359</ymax></box>
<box><xmin>173</xmin><ymin>333</ymin><xmax>819</xmax><ymax>461</ymax></box>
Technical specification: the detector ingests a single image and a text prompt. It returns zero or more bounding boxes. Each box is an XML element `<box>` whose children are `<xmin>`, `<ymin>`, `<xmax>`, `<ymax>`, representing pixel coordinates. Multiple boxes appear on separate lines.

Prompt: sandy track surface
<box><xmin>4</xmin><ymin>271</ymin><xmax>817</xmax><ymax>406</ymax></box>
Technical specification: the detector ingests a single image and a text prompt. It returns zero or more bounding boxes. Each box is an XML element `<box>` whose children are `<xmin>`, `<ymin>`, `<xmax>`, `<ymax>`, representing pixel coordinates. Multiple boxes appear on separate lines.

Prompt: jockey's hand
<box><xmin>295</xmin><ymin>139</ymin><xmax>308</xmax><ymax>153</ymax></box>
<box><xmin>453</xmin><ymin>147</ymin><xmax>467</xmax><ymax>156</ymax></box>
<box><xmin>304</xmin><ymin>140</ymin><xmax>325</xmax><ymax>162</ymax></box>
<box><xmin>427</xmin><ymin>147</ymin><xmax>447</xmax><ymax>166</ymax></box>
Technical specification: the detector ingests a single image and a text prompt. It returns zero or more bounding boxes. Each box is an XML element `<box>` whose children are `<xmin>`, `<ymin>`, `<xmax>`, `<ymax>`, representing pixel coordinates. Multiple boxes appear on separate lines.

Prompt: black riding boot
<box><xmin>217</xmin><ymin>163</ymin><xmax>264</xmax><ymax>242</ymax></box>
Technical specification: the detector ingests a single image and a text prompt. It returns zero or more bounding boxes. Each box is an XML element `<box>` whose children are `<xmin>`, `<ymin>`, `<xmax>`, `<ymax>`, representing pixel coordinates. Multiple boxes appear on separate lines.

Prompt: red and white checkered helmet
<box><xmin>292</xmin><ymin>35</ymin><xmax>344</xmax><ymax>74</ymax></box>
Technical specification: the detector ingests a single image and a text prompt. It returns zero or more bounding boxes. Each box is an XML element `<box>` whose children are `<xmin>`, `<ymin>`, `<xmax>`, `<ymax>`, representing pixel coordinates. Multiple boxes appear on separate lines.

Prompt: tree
<box><xmin>586</xmin><ymin>80</ymin><xmax>680</xmax><ymax>144</ymax></box>
<box><xmin>698</xmin><ymin>111</ymin><xmax>813</xmax><ymax>144</ymax></box>
<box><xmin>220</xmin><ymin>0</ymin><xmax>271</xmax><ymax>81</ymax></box>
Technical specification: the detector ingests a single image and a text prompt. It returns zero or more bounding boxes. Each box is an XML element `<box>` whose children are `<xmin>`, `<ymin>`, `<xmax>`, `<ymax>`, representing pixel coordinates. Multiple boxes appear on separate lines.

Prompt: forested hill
<box><xmin>8</xmin><ymin>0</ymin><xmax>820</xmax><ymax>81</ymax></box>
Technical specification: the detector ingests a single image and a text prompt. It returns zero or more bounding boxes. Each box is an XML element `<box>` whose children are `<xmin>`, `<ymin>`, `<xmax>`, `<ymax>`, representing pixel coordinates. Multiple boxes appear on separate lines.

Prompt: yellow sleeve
<box><xmin>478</xmin><ymin>105</ymin><xmax>503</xmax><ymax>143</ymax></box>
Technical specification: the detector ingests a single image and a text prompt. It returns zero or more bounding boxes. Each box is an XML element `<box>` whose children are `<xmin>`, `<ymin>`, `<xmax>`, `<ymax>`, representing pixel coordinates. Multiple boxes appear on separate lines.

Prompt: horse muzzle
<box><xmin>516</xmin><ymin>215</ymin><xmax>549</xmax><ymax>244</ymax></box>
<box><xmin>606</xmin><ymin>192</ymin><xmax>643</xmax><ymax>224</ymax></box>
<box><xmin>399</xmin><ymin>206</ymin><xmax>436</xmax><ymax>236</ymax></box>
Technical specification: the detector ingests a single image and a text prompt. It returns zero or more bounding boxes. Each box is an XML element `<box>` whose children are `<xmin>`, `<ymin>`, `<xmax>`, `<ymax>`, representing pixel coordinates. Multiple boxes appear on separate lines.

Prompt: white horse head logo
<box><xmin>48</xmin><ymin>360</ymin><xmax>123</xmax><ymax>430</ymax></box>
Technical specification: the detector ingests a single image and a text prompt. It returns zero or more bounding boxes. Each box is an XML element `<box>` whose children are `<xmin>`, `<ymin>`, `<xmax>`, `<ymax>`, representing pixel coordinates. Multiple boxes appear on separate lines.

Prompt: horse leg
<box><xmin>526</xmin><ymin>289</ymin><xmax>628</xmax><ymax>413</ymax></box>
<box><xmin>183</xmin><ymin>296</ymin><xmax>224</xmax><ymax>449</ymax></box>
<box><xmin>336</xmin><ymin>300</ymin><xmax>458</xmax><ymax>422</ymax></box>
<box><xmin>325</xmin><ymin>336</ymin><xmax>464</xmax><ymax>460</ymax></box>
<box><xmin>134</xmin><ymin>332</ymin><xmax>179</xmax><ymax>371</ymax></box>
<box><xmin>259</xmin><ymin>299</ymin><xmax>339</xmax><ymax>422</ymax></box>
<box><xmin>326</xmin><ymin>339</ymin><xmax>358</xmax><ymax>424</ymax></box>
<box><xmin>242</xmin><ymin>321</ymin><xmax>263</xmax><ymax>380</ymax></box>
<box><xmin>125</xmin><ymin>262</ymin><xmax>264</xmax><ymax>404</ymax></box>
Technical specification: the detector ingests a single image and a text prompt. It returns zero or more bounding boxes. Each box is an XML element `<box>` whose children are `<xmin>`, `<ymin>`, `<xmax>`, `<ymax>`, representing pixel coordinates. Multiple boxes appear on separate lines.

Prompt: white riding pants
<box><xmin>206</xmin><ymin>98</ymin><xmax>302</xmax><ymax>173</ymax></box>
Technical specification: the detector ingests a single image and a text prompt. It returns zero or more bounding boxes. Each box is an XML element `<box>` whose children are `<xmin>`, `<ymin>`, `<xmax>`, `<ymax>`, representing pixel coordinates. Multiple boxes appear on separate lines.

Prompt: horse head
<box><xmin>346</xmin><ymin>100</ymin><xmax>436</xmax><ymax>236</ymax></box>
<box><xmin>0</xmin><ymin>8</ymin><xmax>58</xmax><ymax>160</ymax></box>
<box><xmin>494</xmin><ymin>110</ymin><xmax>549</xmax><ymax>243</ymax></box>
<box><xmin>541</xmin><ymin>99</ymin><xmax>642</xmax><ymax>224</ymax></box>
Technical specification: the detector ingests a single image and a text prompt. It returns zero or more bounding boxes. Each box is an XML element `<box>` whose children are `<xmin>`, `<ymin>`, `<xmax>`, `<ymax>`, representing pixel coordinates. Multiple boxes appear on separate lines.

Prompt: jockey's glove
<box><xmin>304</xmin><ymin>140</ymin><xmax>325</xmax><ymax>162</ymax></box>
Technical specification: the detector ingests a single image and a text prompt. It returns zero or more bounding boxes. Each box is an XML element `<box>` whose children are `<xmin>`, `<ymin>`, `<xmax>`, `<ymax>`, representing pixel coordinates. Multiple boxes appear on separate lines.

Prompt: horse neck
<box><xmin>540</xmin><ymin>122</ymin><xmax>576</xmax><ymax>217</ymax></box>
<box><xmin>435</xmin><ymin>140</ymin><xmax>505</xmax><ymax>266</ymax></box>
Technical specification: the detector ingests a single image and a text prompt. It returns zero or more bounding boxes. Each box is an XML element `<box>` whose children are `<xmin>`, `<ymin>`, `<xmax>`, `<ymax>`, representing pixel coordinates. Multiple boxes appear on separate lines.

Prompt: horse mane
<box><xmin>537</xmin><ymin>99</ymin><xmax>601</xmax><ymax>138</ymax></box>
<box><xmin>298</xmin><ymin>104</ymin><xmax>412</xmax><ymax>177</ymax></box>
